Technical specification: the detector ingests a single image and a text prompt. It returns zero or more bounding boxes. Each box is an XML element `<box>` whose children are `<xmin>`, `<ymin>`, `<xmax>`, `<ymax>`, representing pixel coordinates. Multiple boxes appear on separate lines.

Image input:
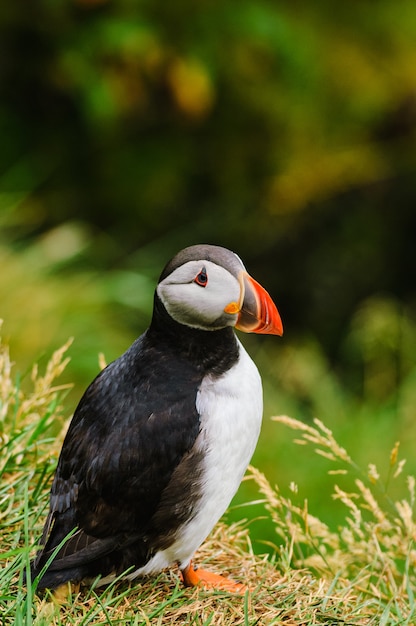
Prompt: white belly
<box><xmin>131</xmin><ymin>339</ymin><xmax>263</xmax><ymax>578</ymax></box>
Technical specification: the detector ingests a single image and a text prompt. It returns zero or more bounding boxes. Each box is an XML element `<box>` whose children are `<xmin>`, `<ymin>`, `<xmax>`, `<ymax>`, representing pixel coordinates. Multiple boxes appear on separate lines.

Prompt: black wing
<box><xmin>33</xmin><ymin>334</ymin><xmax>203</xmax><ymax>587</ymax></box>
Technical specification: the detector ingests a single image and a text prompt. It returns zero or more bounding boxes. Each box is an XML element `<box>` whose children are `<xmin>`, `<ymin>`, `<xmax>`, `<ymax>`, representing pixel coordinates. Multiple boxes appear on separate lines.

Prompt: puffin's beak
<box><xmin>231</xmin><ymin>272</ymin><xmax>283</xmax><ymax>336</ymax></box>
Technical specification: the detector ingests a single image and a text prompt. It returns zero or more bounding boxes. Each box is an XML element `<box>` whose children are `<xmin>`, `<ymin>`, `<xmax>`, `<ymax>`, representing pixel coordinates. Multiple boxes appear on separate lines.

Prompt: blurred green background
<box><xmin>2</xmin><ymin>0</ymin><xmax>416</xmax><ymax>552</ymax></box>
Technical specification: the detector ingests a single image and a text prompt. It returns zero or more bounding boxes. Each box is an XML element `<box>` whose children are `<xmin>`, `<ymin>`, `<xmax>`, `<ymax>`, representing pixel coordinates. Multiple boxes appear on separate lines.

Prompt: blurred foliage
<box><xmin>0</xmin><ymin>232</ymin><xmax>154</xmax><ymax>405</ymax></box>
<box><xmin>1</xmin><ymin>0</ymin><xmax>416</xmax><ymax>548</ymax></box>
<box><xmin>2</xmin><ymin>0</ymin><xmax>416</xmax><ymax>351</ymax></box>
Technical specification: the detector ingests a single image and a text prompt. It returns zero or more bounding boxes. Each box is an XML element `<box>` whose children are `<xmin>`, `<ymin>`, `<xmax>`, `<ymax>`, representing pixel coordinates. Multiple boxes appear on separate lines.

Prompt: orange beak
<box><xmin>234</xmin><ymin>272</ymin><xmax>283</xmax><ymax>336</ymax></box>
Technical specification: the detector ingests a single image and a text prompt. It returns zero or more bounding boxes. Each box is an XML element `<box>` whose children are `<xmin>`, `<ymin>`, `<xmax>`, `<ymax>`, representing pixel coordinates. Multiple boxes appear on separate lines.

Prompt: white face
<box><xmin>157</xmin><ymin>259</ymin><xmax>242</xmax><ymax>330</ymax></box>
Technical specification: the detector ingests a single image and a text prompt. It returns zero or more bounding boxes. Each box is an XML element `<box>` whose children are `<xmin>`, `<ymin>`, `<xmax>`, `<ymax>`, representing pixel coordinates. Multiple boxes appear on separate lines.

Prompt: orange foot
<box><xmin>181</xmin><ymin>561</ymin><xmax>247</xmax><ymax>594</ymax></box>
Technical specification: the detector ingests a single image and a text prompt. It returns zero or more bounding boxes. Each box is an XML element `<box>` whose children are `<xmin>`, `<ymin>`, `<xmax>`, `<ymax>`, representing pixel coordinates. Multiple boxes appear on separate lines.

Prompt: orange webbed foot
<box><xmin>181</xmin><ymin>561</ymin><xmax>247</xmax><ymax>594</ymax></box>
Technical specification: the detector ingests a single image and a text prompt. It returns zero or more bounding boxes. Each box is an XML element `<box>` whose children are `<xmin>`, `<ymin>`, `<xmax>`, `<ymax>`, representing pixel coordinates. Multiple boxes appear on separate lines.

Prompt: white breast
<box><xmin>180</xmin><ymin>339</ymin><xmax>263</xmax><ymax>560</ymax></box>
<box><xmin>131</xmin><ymin>338</ymin><xmax>263</xmax><ymax>578</ymax></box>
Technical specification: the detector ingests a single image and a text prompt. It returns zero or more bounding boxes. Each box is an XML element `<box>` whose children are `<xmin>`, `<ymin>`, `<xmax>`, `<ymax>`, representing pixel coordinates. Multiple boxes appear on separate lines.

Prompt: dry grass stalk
<box><xmin>249</xmin><ymin>415</ymin><xmax>416</xmax><ymax>620</ymax></box>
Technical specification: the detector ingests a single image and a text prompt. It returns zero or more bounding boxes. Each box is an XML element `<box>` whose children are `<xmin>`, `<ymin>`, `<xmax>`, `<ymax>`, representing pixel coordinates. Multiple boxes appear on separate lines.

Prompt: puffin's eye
<box><xmin>194</xmin><ymin>266</ymin><xmax>208</xmax><ymax>287</ymax></box>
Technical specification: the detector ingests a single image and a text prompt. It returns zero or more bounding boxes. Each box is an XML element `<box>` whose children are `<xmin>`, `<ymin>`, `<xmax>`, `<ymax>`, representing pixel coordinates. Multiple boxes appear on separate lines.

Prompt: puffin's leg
<box><xmin>180</xmin><ymin>560</ymin><xmax>247</xmax><ymax>593</ymax></box>
<box><xmin>51</xmin><ymin>581</ymin><xmax>79</xmax><ymax>603</ymax></box>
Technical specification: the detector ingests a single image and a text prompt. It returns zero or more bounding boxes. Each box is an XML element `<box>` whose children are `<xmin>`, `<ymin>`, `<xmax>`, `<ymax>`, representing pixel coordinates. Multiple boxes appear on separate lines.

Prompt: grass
<box><xmin>1</xmin><ymin>333</ymin><xmax>415</xmax><ymax>625</ymax></box>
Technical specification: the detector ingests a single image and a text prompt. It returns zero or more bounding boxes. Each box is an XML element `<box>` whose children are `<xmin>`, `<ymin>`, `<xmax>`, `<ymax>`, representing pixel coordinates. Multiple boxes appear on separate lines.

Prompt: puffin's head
<box><xmin>156</xmin><ymin>244</ymin><xmax>283</xmax><ymax>336</ymax></box>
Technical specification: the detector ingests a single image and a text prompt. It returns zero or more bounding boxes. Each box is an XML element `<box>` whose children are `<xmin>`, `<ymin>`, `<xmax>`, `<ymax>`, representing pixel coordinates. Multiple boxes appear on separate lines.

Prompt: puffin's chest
<box><xmin>196</xmin><ymin>339</ymin><xmax>263</xmax><ymax>496</ymax></box>
<box><xmin>156</xmin><ymin>339</ymin><xmax>263</xmax><ymax>567</ymax></box>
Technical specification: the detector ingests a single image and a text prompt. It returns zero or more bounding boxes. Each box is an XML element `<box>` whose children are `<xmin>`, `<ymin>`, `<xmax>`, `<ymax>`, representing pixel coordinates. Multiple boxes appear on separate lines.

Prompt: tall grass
<box><xmin>248</xmin><ymin>415</ymin><xmax>416</xmax><ymax>623</ymax></box>
<box><xmin>1</xmin><ymin>332</ymin><xmax>415</xmax><ymax>624</ymax></box>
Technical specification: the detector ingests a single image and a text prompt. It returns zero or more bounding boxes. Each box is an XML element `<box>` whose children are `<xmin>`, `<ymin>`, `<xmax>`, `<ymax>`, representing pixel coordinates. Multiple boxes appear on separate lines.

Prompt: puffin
<box><xmin>31</xmin><ymin>244</ymin><xmax>283</xmax><ymax>593</ymax></box>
